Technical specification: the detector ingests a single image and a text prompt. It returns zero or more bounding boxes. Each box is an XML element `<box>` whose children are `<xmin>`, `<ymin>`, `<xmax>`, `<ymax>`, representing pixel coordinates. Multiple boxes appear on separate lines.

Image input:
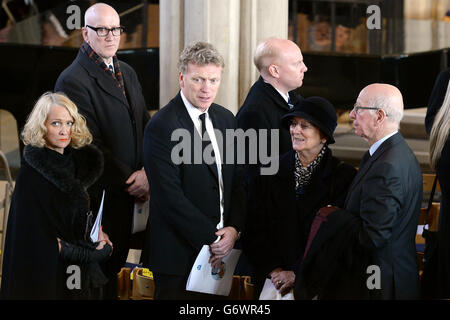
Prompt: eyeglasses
<box><xmin>86</xmin><ymin>25</ymin><xmax>124</xmax><ymax>37</ymax></box>
<box><xmin>351</xmin><ymin>105</ymin><xmax>388</xmax><ymax>117</ymax></box>
<box><xmin>290</xmin><ymin>120</ymin><xmax>314</xmax><ymax>131</ymax></box>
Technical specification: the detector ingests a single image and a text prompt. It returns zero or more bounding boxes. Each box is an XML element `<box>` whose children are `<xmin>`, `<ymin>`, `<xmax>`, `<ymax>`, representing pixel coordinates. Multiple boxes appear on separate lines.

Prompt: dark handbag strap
<box><xmin>422</xmin><ymin>175</ymin><xmax>438</xmax><ymax>238</ymax></box>
<box><xmin>426</xmin><ymin>175</ymin><xmax>438</xmax><ymax>224</ymax></box>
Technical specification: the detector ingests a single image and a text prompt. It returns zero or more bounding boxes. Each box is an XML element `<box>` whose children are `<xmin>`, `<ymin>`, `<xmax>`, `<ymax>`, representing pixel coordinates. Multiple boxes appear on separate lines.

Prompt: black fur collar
<box><xmin>23</xmin><ymin>144</ymin><xmax>103</xmax><ymax>194</ymax></box>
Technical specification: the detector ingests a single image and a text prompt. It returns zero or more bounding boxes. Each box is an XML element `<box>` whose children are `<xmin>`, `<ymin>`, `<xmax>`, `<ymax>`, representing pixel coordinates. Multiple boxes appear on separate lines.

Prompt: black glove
<box><xmin>59</xmin><ymin>240</ymin><xmax>112</xmax><ymax>264</ymax></box>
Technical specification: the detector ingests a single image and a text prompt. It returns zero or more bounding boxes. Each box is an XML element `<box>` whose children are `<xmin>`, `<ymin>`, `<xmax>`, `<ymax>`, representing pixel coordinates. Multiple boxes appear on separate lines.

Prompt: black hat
<box><xmin>281</xmin><ymin>96</ymin><xmax>337</xmax><ymax>144</ymax></box>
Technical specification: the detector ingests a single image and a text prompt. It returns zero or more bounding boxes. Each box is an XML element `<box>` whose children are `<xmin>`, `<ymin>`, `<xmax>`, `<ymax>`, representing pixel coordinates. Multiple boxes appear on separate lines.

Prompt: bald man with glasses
<box><xmin>295</xmin><ymin>84</ymin><xmax>422</xmax><ymax>300</ymax></box>
<box><xmin>55</xmin><ymin>3</ymin><xmax>150</xmax><ymax>299</ymax></box>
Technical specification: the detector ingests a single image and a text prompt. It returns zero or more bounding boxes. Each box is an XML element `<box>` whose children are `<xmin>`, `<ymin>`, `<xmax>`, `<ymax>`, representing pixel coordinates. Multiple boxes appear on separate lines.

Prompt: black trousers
<box><xmin>153</xmin><ymin>272</ymin><xmax>225</xmax><ymax>300</ymax></box>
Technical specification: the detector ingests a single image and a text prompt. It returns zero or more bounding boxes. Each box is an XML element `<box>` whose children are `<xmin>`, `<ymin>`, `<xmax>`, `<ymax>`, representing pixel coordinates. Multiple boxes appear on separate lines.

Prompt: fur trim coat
<box><xmin>1</xmin><ymin>144</ymin><xmax>103</xmax><ymax>299</ymax></box>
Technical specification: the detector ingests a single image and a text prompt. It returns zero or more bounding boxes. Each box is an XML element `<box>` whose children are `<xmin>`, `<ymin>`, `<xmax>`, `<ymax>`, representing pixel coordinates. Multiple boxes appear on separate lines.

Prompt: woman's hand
<box><xmin>97</xmin><ymin>228</ymin><xmax>113</xmax><ymax>251</ymax></box>
<box><xmin>270</xmin><ymin>269</ymin><xmax>295</xmax><ymax>296</ymax></box>
<box><xmin>57</xmin><ymin>238</ymin><xmax>62</xmax><ymax>253</ymax></box>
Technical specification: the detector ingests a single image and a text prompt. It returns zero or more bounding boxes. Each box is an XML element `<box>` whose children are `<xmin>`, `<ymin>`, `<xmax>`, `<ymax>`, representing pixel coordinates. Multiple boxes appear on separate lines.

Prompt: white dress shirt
<box><xmin>180</xmin><ymin>91</ymin><xmax>225</xmax><ymax>231</ymax></box>
<box><xmin>369</xmin><ymin>131</ymin><xmax>398</xmax><ymax>156</ymax></box>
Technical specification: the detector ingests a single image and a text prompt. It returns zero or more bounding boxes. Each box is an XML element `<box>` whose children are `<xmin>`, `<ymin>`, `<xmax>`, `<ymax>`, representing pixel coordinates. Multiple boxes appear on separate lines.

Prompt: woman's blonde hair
<box><xmin>21</xmin><ymin>92</ymin><xmax>92</xmax><ymax>148</ymax></box>
<box><xmin>430</xmin><ymin>81</ymin><xmax>450</xmax><ymax>169</ymax></box>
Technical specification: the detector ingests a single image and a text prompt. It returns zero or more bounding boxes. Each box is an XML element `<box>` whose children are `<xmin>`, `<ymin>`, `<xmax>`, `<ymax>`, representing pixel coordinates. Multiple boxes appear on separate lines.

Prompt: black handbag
<box><xmin>420</xmin><ymin>174</ymin><xmax>440</xmax><ymax>299</ymax></box>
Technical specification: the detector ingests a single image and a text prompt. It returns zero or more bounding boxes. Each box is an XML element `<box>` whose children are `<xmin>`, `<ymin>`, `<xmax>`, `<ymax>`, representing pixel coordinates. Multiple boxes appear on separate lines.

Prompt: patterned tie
<box><xmin>108</xmin><ymin>64</ymin><xmax>114</xmax><ymax>73</ymax></box>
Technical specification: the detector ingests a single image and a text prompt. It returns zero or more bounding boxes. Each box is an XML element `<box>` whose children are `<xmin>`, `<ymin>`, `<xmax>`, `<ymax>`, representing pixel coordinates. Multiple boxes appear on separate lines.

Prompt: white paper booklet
<box><xmin>90</xmin><ymin>190</ymin><xmax>105</xmax><ymax>243</ymax></box>
<box><xmin>259</xmin><ymin>278</ymin><xmax>294</xmax><ymax>300</ymax></box>
<box><xmin>131</xmin><ymin>200</ymin><xmax>149</xmax><ymax>234</ymax></box>
<box><xmin>186</xmin><ymin>245</ymin><xmax>241</xmax><ymax>296</ymax></box>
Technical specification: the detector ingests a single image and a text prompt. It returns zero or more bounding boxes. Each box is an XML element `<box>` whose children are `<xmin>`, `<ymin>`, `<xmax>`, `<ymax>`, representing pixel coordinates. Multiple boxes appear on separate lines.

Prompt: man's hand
<box><xmin>208</xmin><ymin>227</ymin><xmax>239</xmax><ymax>267</ymax></box>
<box><xmin>125</xmin><ymin>168</ymin><xmax>149</xmax><ymax>202</ymax></box>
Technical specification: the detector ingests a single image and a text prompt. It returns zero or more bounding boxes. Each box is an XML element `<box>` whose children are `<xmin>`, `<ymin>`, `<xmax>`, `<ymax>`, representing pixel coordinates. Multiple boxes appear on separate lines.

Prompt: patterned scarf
<box><xmin>80</xmin><ymin>41</ymin><xmax>127</xmax><ymax>98</ymax></box>
<box><xmin>294</xmin><ymin>145</ymin><xmax>327</xmax><ymax>196</ymax></box>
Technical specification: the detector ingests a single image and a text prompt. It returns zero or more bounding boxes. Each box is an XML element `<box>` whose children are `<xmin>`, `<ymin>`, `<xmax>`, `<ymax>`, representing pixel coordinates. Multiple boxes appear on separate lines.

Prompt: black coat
<box><xmin>1</xmin><ymin>145</ymin><xmax>103</xmax><ymax>299</ymax></box>
<box><xmin>236</xmin><ymin>76</ymin><xmax>301</xmax><ymax>184</ymax></box>
<box><xmin>422</xmin><ymin>134</ymin><xmax>450</xmax><ymax>298</ymax></box>
<box><xmin>344</xmin><ymin>133</ymin><xmax>422</xmax><ymax>299</ymax></box>
<box><xmin>425</xmin><ymin>68</ymin><xmax>450</xmax><ymax>134</ymax></box>
<box><xmin>55</xmin><ymin>50</ymin><xmax>150</xmax><ymax>274</ymax></box>
<box><xmin>141</xmin><ymin>92</ymin><xmax>246</xmax><ymax>276</ymax></box>
<box><xmin>244</xmin><ymin>148</ymin><xmax>356</xmax><ymax>294</ymax></box>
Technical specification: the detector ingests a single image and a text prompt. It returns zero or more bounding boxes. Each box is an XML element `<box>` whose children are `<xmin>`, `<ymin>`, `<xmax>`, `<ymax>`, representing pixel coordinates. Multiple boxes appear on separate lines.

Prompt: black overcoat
<box><xmin>55</xmin><ymin>50</ymin><xmax>150</xmax><ymax>275</ymax></box>
<box><xmin>244</xmin><ymin>148</ymin><xmax>356</xmax><ymax>295</ymax></box>
<box><xmin>236</xmin><ymin>77</ymin><xmax>301</xmax><ymax>184</ymax></box>
<box><xmin>1</xmin><ymin>145</ymin><xmax>103</xmax><ymax>299</ymax></box>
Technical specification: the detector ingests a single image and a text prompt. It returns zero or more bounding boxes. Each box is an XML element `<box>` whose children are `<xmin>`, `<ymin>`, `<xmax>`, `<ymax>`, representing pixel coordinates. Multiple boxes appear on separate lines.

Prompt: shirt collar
<box><xmin>263</xmin><ymin>79</ymin><xmax>289</xmax><ymax>103</ymax></box>
<box><xmin>180</xmin><ymin>90</ymin><xmax>209</xmax><ymax>130</ymax></box>
<box><xmin>369</xmin><ymin>131</ymin><xmax>398</xmax><ymax>156</ymax></box>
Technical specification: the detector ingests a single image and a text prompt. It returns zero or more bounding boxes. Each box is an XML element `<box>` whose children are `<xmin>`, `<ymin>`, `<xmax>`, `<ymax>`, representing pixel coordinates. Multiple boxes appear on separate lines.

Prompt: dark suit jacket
<box><xmin>55</xmin><ymin>50</ymin><xmax>150</xmax><ymax>264</ymax></box>
<box><xmin>244</xmin><ymin>148</ymin><xmax>356</xmax><ymax>295</ymax></box>
<box><xmin>344</xmin><ymin>132</ymin><xmax>422</xmax><ymax>299</ymax></box>
<box><xmin>141</xmin><ymin>92</ymin><xmax>246</xmax><ymax>276</ymax></box>
<box><xmin>236</xmin><ymin>76</ymin><xmax>301</xmax><ymax>183</ymax></box>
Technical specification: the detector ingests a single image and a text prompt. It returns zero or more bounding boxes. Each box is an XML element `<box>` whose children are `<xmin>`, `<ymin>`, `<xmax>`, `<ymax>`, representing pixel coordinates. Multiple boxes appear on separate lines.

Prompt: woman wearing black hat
<box><xmin>244</xmin><ymin>96</ymin><xmax>357</xmax><ymax>299</ymax></box>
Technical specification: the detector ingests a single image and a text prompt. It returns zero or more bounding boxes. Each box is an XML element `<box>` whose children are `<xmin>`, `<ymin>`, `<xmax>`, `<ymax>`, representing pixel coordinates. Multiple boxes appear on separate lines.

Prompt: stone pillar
<box><xmin>184</xmin><ymin>0</ymin><xmax>241</xmax><ymax>114</ymax></box>
<box><xmin>158</xmin><ymin>0</ymin><xmax>289</xmax><ymax>113</ymax></box>
<box><xmin>159</xmin><ymin>0</ymin><xmax>184</xmax><ymax>108</ymax></box>
<box><xmin>238</xmin><ymin>0</ymin><xmax>289</xmax><ymax>108</ymax></box>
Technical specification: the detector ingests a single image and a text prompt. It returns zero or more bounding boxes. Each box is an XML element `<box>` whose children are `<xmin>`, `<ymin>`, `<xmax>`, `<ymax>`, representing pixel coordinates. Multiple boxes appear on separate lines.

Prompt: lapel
<box><xmin>274</xmin><ymin>151</ymin><xmax>297</xmax><ymax>214</ymax></box>
<box><xmin>258</xmin><ymin>76</ymin><xmax>293</xmax><ymax>112</ymax></box>
<box><xmin>306</xmin><ymin>149</ymin><xmax>335</xmax><ymax>206</ymax></box>
<box><xmin>77</xmin><ymin>51</ymin><xmax>130</xmax><ymax>109</ymax></box>
<box><xmin>345</xmin><ymin>132</ymin><xmax>403</xmax><ymax>203</ymax></box>
<box><xmin>174</xmin><ymin>93</ymin><xmax>219</xmax><ymax>180</ymax></box>
<box><xmin>204</xmin><ymin>105</ymin><xmax>221</xmax><ymax>180</ymax></box>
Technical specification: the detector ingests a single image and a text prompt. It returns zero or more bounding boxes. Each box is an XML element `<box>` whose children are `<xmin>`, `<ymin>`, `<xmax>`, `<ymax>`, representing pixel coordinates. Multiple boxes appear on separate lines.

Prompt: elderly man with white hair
<box><xmin>295</xmin><ymin>84</ymin><xmax>422</xmax><ymax>300</ymax></box>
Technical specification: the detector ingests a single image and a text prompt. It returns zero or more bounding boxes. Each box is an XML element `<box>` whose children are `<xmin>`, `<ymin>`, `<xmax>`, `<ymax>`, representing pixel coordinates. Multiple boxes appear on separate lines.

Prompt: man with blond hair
<box><xmin>142</xmin><ymin>41</ymin><xmax>245</xmax><ymax>299</ymax></box>
<box><xmin>55</xmin><ymin>3</ymin><xmax>150</xmax><ymax>299</ymax></box>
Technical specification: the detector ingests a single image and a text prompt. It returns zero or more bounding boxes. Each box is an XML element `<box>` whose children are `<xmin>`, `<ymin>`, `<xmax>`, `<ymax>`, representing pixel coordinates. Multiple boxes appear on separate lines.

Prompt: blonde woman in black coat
<box><xmin>424</xmin><ymin>80</ymin><xmax>450</xmax><ymax>299</ymax></box>
<box><xmin>244</xmin><ymin>97</ymin><xmax>356</xmax><ymax>298</ymax></box>
<box><xmin>1</xmin><ymin>92</ymin><xmax>112</xmax><ymax>300</ymax></box>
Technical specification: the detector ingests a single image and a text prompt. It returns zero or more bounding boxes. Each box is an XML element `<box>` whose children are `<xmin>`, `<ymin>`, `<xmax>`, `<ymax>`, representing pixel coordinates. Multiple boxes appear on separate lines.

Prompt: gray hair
<box><xmin>177</xmin><ymin>41</ymin><xmax>225</xmax><ymax>74</ymax></box>
<box><xmin>368</xmin><ymin>94</ymin><xmax>403</xmax><ymax>124</ymax></box>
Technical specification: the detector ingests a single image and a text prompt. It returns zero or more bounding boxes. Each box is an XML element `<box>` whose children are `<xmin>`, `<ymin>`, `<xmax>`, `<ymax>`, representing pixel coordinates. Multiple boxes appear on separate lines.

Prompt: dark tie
<box><xmin>359</xmin><ymin>150</ymin><xmax>371</xmax><ymax>170</ymax></box>
<box><xmin>288</xmin><ymin>97</ymin><xmax>294</xmax><ymax>109</ymax></box>
<box><xmin>108</xmin><ymin>64</ymin><xmax>114</xmax><ymax>73</ymax></box>
<box><xmin>199</xmin><ymin>113</ymin><xmax>216</xmax><ymax>161</ymax></box>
